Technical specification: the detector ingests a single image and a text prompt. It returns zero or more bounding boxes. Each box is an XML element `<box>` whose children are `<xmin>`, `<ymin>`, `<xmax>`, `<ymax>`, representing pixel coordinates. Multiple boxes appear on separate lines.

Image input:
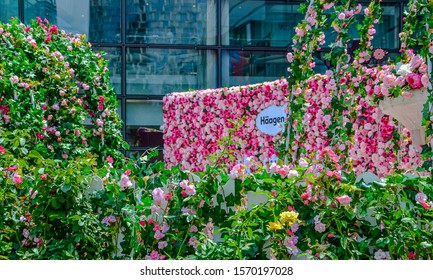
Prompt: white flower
<box><xmin>299</xmin><ymin>158</ymin><xmax>308</xmax><ymax>168</ymax></box>
<box><xmin>395</xmin><ymin>62</ymin><xmax>411</xmax><ymax>76</ymax></box>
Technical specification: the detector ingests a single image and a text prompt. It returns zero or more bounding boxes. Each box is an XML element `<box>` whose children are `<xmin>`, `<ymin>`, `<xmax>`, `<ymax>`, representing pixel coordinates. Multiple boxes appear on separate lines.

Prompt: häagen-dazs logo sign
<box><xmin>255</xmin><ymin>104</ymin><xmax>288</xmax><ymax>136</ymax></box>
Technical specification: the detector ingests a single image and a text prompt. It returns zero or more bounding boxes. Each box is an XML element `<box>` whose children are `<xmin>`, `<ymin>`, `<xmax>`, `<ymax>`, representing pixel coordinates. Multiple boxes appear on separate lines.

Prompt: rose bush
<box><xmin>0</xmin><ymin>17</ymin><xmax>126</xmax><ymax>259</ymax></box>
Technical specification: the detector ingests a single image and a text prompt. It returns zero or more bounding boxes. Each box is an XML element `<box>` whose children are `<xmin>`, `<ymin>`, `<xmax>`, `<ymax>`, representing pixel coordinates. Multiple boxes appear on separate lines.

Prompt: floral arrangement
<box><xmin>371</xmin><ymin>51</ymin><xmax>430</xmax><ymax>100</ymax></box>
<box><xmin>163</xmin><ymin>80</ymin><xmax>288</xmax><ymax>171</ymax></box>
<box><xmin>163</xmin><ymin>74</ymin><xmax>421</xmax><ymax>177</ymax></box>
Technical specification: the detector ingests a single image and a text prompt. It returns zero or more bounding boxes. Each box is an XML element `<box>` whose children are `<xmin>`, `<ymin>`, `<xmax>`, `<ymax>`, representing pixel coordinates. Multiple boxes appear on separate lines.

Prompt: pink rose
<box><xmin>286</xmin><ymin>52</ymin><xmax>294</xmax><ymax>63</ymax></box>
<box><xmin>395</xmin><ymin>76</ymin><xmax>406</xmax><ymax>87</ymax></box>
<box><xmin>335</xmin><ymin>195</ymin><xmax>352</xmax><ymax>206</ymax></box>
<box><xmin>419</xmin><ymin>63</ymin><xmax>428</xmax><ymax>74</ymax></box>
<box><xmin>422</xmin><ymin>74</ymin><xmax>430</xmax><ymax>88</ymax></box>
<box><xmin>406</xmin><ymin>73</ymin><xmax>423</xmax><ymax>89</ymax></box>
<box><xmin>323</xmin><ymin>3</ymin><xmax>334</xmax><ymax>10</ymax></box>
<box><xmin>409</xmin><ymin>55</ymin><xmax>423</xmax><ymax>71</ymax></box>
<box><xmin>382</xmin><ymin>74</ymin><xmax>396</xmax><ymax>87</ymax></box>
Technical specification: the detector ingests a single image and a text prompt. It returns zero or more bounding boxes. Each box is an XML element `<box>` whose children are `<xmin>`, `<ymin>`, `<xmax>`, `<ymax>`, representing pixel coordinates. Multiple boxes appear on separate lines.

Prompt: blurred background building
<box><xmin>1</xmin><ymin>0</ymin><xmax>407</xmax><ymax>157</ymax></box>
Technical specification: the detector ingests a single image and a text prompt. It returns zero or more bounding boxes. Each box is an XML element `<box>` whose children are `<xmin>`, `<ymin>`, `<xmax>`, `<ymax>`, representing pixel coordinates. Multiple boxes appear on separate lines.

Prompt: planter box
<box><xmin>379</xmin><ymin>89</ymin><xmax>428</xmax><ymax>151</ymax></box>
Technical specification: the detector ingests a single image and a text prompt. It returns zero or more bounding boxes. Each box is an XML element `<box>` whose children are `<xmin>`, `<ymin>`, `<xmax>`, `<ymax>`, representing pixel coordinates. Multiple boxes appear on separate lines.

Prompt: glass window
<box><xmin>373</xmin><ymin>4</ymin><xmax>400</xmax><ymax>50</ymax></box>
<box><xmin>92</xmin><ymin>47</ymin><xmax>122</xmax><ymax>95</ymax></box>
<box><xmin>24</xmin><ymin>0</ymin><xmax>121</xmax><ymax>43</ymax></box>
<box><xmin>0</xmin><ymin>0</ymin><xmax>18</xmax><ymax>23</ymax></box>
<box><xmin>222</xmin><ymin>50</ymin><xmax>288</xmax><ymax>87</ymax></box>
<box><xmin>126</xmin><ymin>48</ymin><xmax>217</xmax><ymax>96</ymax></box>
<box><xmin>222</xmin><ymin>0</ymin><xmax>301</xmax><ymax>47</ymax></box>
<box><xmin>322</xmin><ymin>4</ymin><xmax>400</xmax><ymax>50</ymax></box>
<box><xmin>126</xmin><ymin>0</ymin><xmax>217</xmax><ymax>45</ymax></box>
<box><xmin>125</xmin><ymin>100</ymin><xmax>163</xmax><ymax>148</ymax></box>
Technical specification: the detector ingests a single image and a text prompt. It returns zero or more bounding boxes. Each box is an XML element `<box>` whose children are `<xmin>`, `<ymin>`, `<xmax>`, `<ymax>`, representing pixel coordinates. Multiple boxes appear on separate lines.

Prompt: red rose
<box><xmin>406</xmin><ymin>73</ymin><xmax>423</xmax><ymax>89</ymax></box>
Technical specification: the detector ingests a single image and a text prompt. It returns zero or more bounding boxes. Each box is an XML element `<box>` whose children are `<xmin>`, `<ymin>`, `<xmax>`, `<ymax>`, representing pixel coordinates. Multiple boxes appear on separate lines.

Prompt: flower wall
<box><xmin>163</xmin><ymin>80</ymin><xmax>288</xmax><ymax>171</ymax></box>
<box><xmin>163</xmin><ymin>70</ymin><xmax>423</xmax><ymax>176</ymax></box>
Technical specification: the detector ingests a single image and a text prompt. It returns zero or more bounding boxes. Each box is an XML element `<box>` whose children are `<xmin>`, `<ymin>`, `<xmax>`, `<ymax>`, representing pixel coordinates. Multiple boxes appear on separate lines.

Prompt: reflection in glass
<box><xmin>0</xmin><ymin>0</ymin><xmax>18</xmax><ymax>22</ymax></box>
<box><xmin>126</xmin><ymin>100</ymin><xmax>164</xmax><ymax>148</ymax></box>
<box><xmin>126</xmin><ymin>48</ymin><xmax>216</xmax><ymax>95</ymax></box>
<box><xmin>92</xmin><ymin>47</ymin><xmax>122</xmax><ymax>95</ymax></box>
<box><xmin>126</xmin><ymin>0</ymin><xmax>216</xmax><ymax>45</ymax></box>
<box><xmin>323</xmin><ymin>4</ymin><xmax>400</xmax><ymax>50</ymax></box>
<box><xmin>222</xmin><ymin>1</ymin><xmax>301</xmax><ymax>47</ymax></box>
<box><xmin>24</xmin><ymin>0</ymin><xmax>121</xmax><ymax>43</ymax></box>
<box><xmin>372</xmin><ymin>4</ymin><xmax>400</xmax><ymax>50</ymax></box>
<box><xmin>222</xmin><ymin>50</ymin><xmax>288</xmax><ymax>87</ymax></box>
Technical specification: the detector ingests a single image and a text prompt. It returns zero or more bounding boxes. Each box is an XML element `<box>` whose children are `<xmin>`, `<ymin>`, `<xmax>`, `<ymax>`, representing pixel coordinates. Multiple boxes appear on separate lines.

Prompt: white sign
<box><xmin>255</xmin><ymin>104</ymin><xmax>288</xmax><ymax>136</ymax></box>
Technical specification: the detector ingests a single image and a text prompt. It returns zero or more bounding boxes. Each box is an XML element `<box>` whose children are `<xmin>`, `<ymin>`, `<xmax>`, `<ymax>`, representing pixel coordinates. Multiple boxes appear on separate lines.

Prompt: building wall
<box><xmin>0</xmin><ymin>0</ymin><xmax>407</xmax><ymax>157</ymax></box>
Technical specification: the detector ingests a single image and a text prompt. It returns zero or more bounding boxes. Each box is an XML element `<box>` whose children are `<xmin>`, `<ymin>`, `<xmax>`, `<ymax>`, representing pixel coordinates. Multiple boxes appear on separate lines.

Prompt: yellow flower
<box><xmin>267</xmin><ymin>222</ymin><xmax>283</xmax><ymax>231</ymax></box>
<box><xmin>279</xmin><ymin>211</ymin><xmax>299</xmax><ymax>227</ymax></box>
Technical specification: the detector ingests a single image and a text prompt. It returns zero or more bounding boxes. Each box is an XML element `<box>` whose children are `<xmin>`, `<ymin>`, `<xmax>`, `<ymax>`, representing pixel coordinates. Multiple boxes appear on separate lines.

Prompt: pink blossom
<box><xmin>161</xmin><ymin>222</ymin><xmax>170</xmax><ymax>233</ymax></box>
<box><xmin>364</xmin><ymin>8</ymin><xmax>371</xmax><ymax>16</ymax></box>
<box><xmin>314</xmin><ymin>222</ymin><xmax>326</xmax><ymax>233</ymax></box>
<box><xmin>338</xmin><ymin>13</ymin><xmax>345</xmax><ymax>20</ymax></box>
<box><xmin>31</xmin><ymin>190</ymin><xmax>38</xmax><ymax>199</ymax></box>
<box><xmin>406</xmin><ymin>73</ymin><xmax>423</xmax><ymax>89</ymax></box>
<box><xmin>374</xmin><ymin>249</ymin><xmax>388</xmax><ymax>260</ymax></box>
<box><xmin>190</xmin><ymin>225</ymin><xmax>198</xmax><ymax>232</ymax></box>
<box><xmin>152</xmin><ymin>188</ymin><xmax>164</xmax><ymax>205</ymax></box>
<box><xmin>421</xmin><ymin>74</ymin><xmax>429</xmax><ymax>88</ymax></box>
<box><xmin>323</xmin><ymin>3</ymin><xmax>334</xmax><ymax>10</ymax></box>
<box><xmin>295</xmin><ymin>27</ymin><xmax>306</xmax><ymax>37</ymax></box>
<box><xmin>410</xmin><ymin>55</ymin><xmax>423</xmax><ymax>70</ymax></box>
<box><xmin>158</xmin><ymin>241</ymin><xmax>168</xmax><ymax>250</ymax></box>
<box><xmin>336</xmin><ymin>195</ymin><xmax>352</xmax><ymax>206</ymax></box>
<box><xmin>286</xmin><ymin>52</ymin><xmax>294</xmax><ymax>63</ymax></box>
<box><xmin>185</xmin><ymin>184</ymin><xmax>196</xmax><ymax>196</ymax></box>
<box><xmin>119</xmin><ymin>174</ymin><xmax>133</xmax><ymax>190</ymax></box>
<box><xmin>415</xmin><ymin>192</ymin><xmax>428</xmax><ymax>204</ymax></box>
<box><xmin>180</xmin><ymin>180</ymin><xmax>189</xmax><ymax>189</ymax></box>
<box><xmin>9</xmin><ymin>76</ymin><xmax>19</xmax><ymax>84</ymax></box>
<box><xmin>12</xmin><ymin>173</ymin><xmax>23</xmax><ymax>185</ymax></box>
<box><xmin>154</xmin><ymin>230</ymin><xmax>165</xmax><ymax>240</ymax></box>
<box><xmin>188</xmin><ymin>236</ymin><xmax>199</xmax><ymax>250</ymax></box>
<box><xmin>102</xmin><ymin>215</ymin><xmax>116</xmax><ymax>226</ymax></box>
<box><xmin>145</xmin><ymin>250</ymin><xmax>161</xmax><ymax>260</ymax></box>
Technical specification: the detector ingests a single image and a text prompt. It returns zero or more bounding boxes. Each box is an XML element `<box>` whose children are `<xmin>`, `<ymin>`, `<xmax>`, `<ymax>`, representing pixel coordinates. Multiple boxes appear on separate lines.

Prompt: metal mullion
<box><xmin>19</xmin><ymin>0</ymin><xmax>24</xmax><ymax>22</ymax></box>
<box><xmin>217</xmin><ymin>0</ymin><xmax>222</xmax><ymax>88</ymax></box>
<box><xmin>121</xmin><ymin>0</ymin><xmax>127</xmax><ymax>154</ymax></box>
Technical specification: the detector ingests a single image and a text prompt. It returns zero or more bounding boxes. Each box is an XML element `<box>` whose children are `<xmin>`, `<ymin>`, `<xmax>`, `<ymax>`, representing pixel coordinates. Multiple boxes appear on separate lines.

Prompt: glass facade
<box><xmin>0</xmin><ymin>0</ymin><xmax>408</xmax><ymax>156</ymax></box>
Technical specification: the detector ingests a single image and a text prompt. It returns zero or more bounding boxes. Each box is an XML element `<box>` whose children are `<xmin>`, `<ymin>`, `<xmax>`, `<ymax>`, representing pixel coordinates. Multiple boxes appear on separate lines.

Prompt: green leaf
<box><xmin>247</xmin><ymin>227</ymin><xmax>253</xmax><ymax>238</ymax></box>
<box><xmin>420</xmin><ymin>242</ymin><xmax>432</xmax><ymax>249</ymax></box>
<box><xmin>61</xmin><ymin>184</ymin><xmax>72</xmax><ymax>193</ymax></box>
<box><xmin>19</xmin><ymin>138</ymin><xmax>26</xmax><ymax>146</ymax></box>
<box><xmin>341</xmin><ymin>236</ymin><xmax>347</xmax><ymax>249</ymax></box>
